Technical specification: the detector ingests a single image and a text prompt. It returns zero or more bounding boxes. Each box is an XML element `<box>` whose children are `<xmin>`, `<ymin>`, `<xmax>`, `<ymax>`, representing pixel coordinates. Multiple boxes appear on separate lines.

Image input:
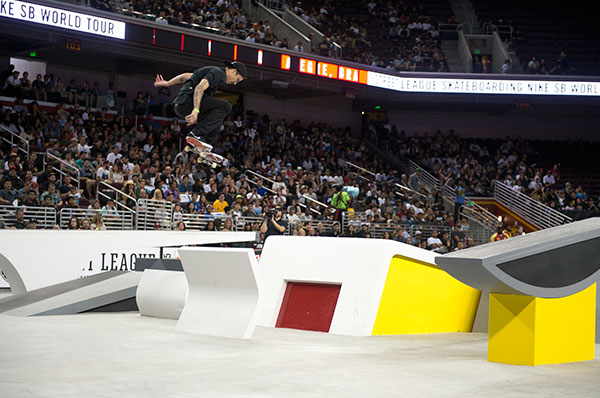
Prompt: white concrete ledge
<box><xmin>176</xmin><ymin>248</ymin><xmax>263</xmax><ymax>339</ymax></box>
<box><xmin>136</xmin><ymin>269</ymin><xmax>188</xmax><ymax>320</ymax></box>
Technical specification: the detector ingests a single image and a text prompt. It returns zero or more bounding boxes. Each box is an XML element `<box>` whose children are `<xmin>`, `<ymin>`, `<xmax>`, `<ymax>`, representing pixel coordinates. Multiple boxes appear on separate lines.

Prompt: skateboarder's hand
<box><xmin>154</xmin><ymin>74</ymin><xmax>168</xmax><ymax>87</ymax></box>
<box><xmin>185</xmin><ymin>111</ymin><xmax>198</xmax><ymax>126</ymax></box>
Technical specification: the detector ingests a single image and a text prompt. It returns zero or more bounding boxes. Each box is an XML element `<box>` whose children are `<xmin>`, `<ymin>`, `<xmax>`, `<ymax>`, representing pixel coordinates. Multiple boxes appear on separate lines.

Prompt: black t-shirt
<box><xmin>178</xmin><ymin>66</ymin><xmax>226</xmax><ymax>99</ymax></box>
<box><xmin>32</xmin><ymin>80</ymin><xmax>46</xmax><ymax>90</ymax></box>
<box><xmin>206</xmin><ymin>191</ymin><xmax>219</xmax><ymax>203</ymax></box>
<box><xmin>15</xmin><ymin>220</ymin><xmax>29</xmax><ymax>229</ymax></box>
<box><xmin>59</xmin><ymin>183</ymin><xmax>74</xmax><ymax>195</ymax></box>
<box><xmin>265</xmin><ymin>217</ymin><xmax>288</xmax><ymax>240</ymax></box>
<box><xmin>66</xmin><ymin>84</ymin><xmax>79</xmax><ymax>94</ymax></box>
<box><xmin>80</xmin><ymin>167</ymin><xmax>95</xmax><ymax>179</ymax></box>
<box><xmin>160</xmin><ymin>173</ymin><xmax>175</xmax><ymax>186</ymax></box>
<box><xmin>23</xmin><ymin>198</ymin><xmax>39</xmax><ymax>207</ymax></box>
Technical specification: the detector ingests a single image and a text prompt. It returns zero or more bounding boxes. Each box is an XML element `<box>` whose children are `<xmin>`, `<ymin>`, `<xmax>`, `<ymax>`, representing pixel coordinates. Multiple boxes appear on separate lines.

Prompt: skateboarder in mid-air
<box><xmin>154</xmin><ymin>60</ymin><xmax>247</xmax><ymax>152</ymax></box>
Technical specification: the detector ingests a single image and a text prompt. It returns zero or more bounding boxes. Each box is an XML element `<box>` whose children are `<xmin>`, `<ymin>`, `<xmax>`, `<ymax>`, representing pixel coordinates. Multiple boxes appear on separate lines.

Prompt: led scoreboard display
<box><xmin>125</xmin><ymin>23</ymin><xmax>374</xmax><ymax>86</ymax></box>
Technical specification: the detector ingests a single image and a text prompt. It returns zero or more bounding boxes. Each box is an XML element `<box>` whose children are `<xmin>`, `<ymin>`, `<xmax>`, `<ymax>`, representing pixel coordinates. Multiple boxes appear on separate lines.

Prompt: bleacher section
<box><xmin>298</xmin><ymin>0</ymin><xmax>454</xmax><ymax>70</ymax></box>
<box><xmin>473</xmin><ymin>0</ymin><xmax>600</xmax><ymax>75</ymax></box>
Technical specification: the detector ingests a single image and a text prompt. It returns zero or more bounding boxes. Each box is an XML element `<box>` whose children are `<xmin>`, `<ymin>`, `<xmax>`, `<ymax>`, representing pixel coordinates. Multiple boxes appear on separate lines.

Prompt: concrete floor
<box><xmin>1</xmin><ymin>313</ymin><xmax>599</xmax><ymax>398</ymax></box>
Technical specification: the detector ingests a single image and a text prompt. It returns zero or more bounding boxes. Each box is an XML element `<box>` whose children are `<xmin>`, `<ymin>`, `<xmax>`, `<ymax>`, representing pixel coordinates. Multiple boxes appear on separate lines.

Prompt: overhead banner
<box><xmin>0</xmin><ymin>0</ymin><xmax>126</xmax><ymax>39</ymax></box>
<box><xmin>366</xmin><ymin>72</ymin><xmax>600</xmax><ymax>96</ymax></box>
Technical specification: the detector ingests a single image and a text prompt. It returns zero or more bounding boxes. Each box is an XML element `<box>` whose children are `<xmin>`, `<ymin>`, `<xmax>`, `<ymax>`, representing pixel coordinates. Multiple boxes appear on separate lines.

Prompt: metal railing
<box><xmin>341</xmin><ymin>210</ymin><xmax>367</xmax><ymax>232</ymax></box>
<box><xmin>492</xmin><ymin>180</ymin><xmax>572</xmax><ymax>229</ymax></box>
<box><xmin>458</xmin><ymin>209</ymin><xmax>493</xmax><ymax>245</ymax></box>
<box><xmin>0</xmin><ymin>204</ymin><xmax>56</xmax><ymax>229</ymax></box>
<box><xmin>245</xmin><ymin>168</ymin><xmax>277</xmax><ymax>186</ymax></box>
<box><xmin>407</xmin><ymin>160</ymin><xmax>439</xmax><ymax>190</ymax></box>
<box><xmin>483</xmin><ymin>23</ymin><xmax>513</xmax><ymax>41</ymax></box>
<box><xmin>178</xmin><ymin>213</ymin><xmax>231</xmax><ymax>230</ymax></box>
<box><xmin>251</xmin><ymin>1</ymin><xmax>312</xmax><ymax>57</ymax></box>
<box><xmin>44</xmin><ymin>152</ymin><xmax>81</xmax><ymax>190</ymax></box>
<box><xmin>346</xmin><ymin>161</ymin><xmax>427</xmax><ymax>200</ymax></box>
<box><xmin>234</xmin><ymin>215</ymin><xmax>268</xmax><ymax>232</ymax></box>
<box><xmin>342</xmin><ymin>211</ymin><xmax>452</xmax><ymax>238</ymax></box>
<box><xmin>300</xmin><ymin>194</ymin><xmax>330</xmax><ymax>212</ymax></box>
<box><xmin>0</xmin><ymin>201</ymin><xmax>490</xmax><ymax>247</ymax></box>
<box><xmin>407</xmin><ymin>159</ymin><xmax>499</xmax><ymax>231</ymax></box>
<box><xmin>340</xmin><ymin>215</ymin><xmax>452</xmax><ymax>242</ymax></box>
<box><xmin>0</xmin><ymin>124</ymin><xmax>29</xmax><ymax>158</ymax></box>
<box><xmin>261</xmin><ymin>0</ymin><xmax>286</xmax><ymax>11</ymax></box>
<box><xmin>136</xmin><ymin>199</ymin><xmax>173</xmax><ymax>230</ymax></box>
<box><xmin>59</xmin><ymin>208</ymin><xmax>134</xmax><ymax>230</ymax></box>
<box><xmin>290</xmin><ymin>220</ymin><xmax>340</xmax><ymax>235</ymax></box>
<box><xmin>113</xmin><ymin>8</ymin><xmax>221</xmax><ymax>35</ymax></box>
<box><xmin>245</xmin><ymin>168</ymin><xmax>319</xmax><ymax>215</ymax></box>
<box><xmin>438</xmin><ymin>22</ymin><xmax>461</xmax><ymax>40</ymax></box>
<box><xmin>234</xmin><ymin>215</ymin><xmax>292</xmax><ymax>235</ymax></box>
<box><xmin>245</xmin><ymin>178</ymin><xmax>277</xmax><ymax>196</ymax></box>
<box><xmin>345</xmin><ymin>161</ymin><xmax>376</xmax><ymax>178</ymax></box>
<box><xmin>369</xmin><ymin>223</ymin><xmax>451</xmax><ymax>241</ymax></box>
<box><xmin>97</xmin><ymin>181</ymin><xmax>137</xmax><ymax>213</ymax></box>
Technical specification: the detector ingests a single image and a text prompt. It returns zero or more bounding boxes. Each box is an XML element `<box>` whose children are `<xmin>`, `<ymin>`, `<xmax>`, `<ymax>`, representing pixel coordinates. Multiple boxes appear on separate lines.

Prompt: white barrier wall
<box><xmin>0</xmin><ymin>230</ymin><xmax>255</xmax><ymax>295</ymax></box>
<box><xmin>257</xmin><ymin>236</ymin><xmax>438</xmax><ymax>336</ymax></box>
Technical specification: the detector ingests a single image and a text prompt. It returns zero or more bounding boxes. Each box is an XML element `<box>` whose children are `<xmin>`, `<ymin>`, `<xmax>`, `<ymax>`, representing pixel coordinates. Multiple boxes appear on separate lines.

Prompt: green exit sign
<box><xmin>29</xmin><ymin>51</ymin><xmax>37</xmax><ymax>57</ymax></box>
<box><xmin>474</xmin><ymin>49</ymin><xmax>481</xmax><ymax>55</ymax></box>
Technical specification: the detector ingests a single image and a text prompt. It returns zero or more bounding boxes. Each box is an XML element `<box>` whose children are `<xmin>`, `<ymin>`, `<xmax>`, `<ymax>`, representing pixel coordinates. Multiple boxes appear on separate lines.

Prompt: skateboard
<box><xmin>184</xmin><ymin>137</ymin><xmax>224</xmax><ymax>168</ymax></box>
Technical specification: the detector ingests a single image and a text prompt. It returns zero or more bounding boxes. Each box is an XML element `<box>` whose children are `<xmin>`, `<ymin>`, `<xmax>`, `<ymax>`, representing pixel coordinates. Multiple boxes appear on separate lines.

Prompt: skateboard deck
<box><xmin>184</xmin><ymin>138</ymin><xmax>224</xmax><ymax>168</ymax></box>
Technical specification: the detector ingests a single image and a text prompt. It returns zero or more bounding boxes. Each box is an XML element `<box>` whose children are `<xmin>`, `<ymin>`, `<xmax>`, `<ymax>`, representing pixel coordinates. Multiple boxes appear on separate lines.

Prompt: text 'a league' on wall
<box><xmin>81</xmin><ymin>248</ymin><xmax>179</xmax><ymax>277</ymax></box>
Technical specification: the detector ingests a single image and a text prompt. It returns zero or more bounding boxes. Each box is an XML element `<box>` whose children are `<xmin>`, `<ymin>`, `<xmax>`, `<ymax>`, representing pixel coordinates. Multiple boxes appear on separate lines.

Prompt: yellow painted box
<box><xmin>488</xmin><ymin>284</ymin><xmax>596</xmax><ymax>366</ymax></box>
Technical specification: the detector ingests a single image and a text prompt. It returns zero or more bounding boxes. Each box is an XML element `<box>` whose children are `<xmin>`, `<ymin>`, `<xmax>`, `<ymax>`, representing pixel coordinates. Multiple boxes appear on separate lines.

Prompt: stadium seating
<box><xmin>295</xmin><ymin>0</ymin><xmax>453</xmax><ymax>71</ymax></box>
<box><xmin>473</xmin><ymin>0</ymin><xmax>600</xmax><ymax>75</ymax></box>
<box><xmin>1</xmin><ymin>66</ymin><xmax>598</xmax><ymax>251</ymax></box>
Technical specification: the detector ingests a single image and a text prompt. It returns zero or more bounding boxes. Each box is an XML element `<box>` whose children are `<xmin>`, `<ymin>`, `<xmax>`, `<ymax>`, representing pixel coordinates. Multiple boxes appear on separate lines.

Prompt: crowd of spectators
<box><xmin>89</xmin><ymin>0</ymin><xmax>450</xmax><ymax>72</ymax></box>
<box><xmin>367</xmin><ymin>119</ymin><xmax>599</xmax><ymax>217</ymax></box>
<box><xmin>0</xmin><ymin>80</ymin><xmax>478</xmax><ymax>252</ymax></box>
<box><xmin>290</xmin><ymin>0</ymin><xmax>449</xmax><ymax>72</ymax></box>
<box><xmin>526</xmin><ymin>51</ymin><xmax>575</xmax><ymax>75</ymax></box>
<box><xmin>92</xmin><ymin>0</ymin><xmax>295</xmax><ymax>51</ymax></box>
<box><xmin>2</xmin><ymin>71</ymin><xmax>596</xmax><ymax>248</ymax></box>
<box><xmin>3</xmin><ymin>70</ymin><xmax>596</xmax><ymax>252</ymax></box>
<box><xmin>1</xmin><ymin>65</ymin><xmax>116</xmax><ymax>109</ymax></box>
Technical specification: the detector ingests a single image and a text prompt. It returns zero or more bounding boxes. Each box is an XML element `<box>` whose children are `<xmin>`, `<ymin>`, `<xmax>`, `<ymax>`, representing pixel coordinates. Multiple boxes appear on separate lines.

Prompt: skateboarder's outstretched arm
<box><xmin>154</xmin><ymin>73</ymin><xmax>193</xmax><ymax>87</ymax></box>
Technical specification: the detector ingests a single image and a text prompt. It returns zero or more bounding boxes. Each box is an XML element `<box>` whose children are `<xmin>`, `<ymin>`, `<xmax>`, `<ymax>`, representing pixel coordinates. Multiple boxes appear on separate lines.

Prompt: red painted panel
<box><xmin>276</xmin><ymin>282</ymin><xmax>341</xmax><ymax>332</ymax></box>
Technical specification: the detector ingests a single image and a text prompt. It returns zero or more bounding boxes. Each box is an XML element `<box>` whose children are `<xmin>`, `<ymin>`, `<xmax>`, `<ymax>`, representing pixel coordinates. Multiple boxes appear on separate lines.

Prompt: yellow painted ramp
<box><xmin>372</xmin><ymin>256</ymin><xmax>481</xmax><ymax>335</ymax></box>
